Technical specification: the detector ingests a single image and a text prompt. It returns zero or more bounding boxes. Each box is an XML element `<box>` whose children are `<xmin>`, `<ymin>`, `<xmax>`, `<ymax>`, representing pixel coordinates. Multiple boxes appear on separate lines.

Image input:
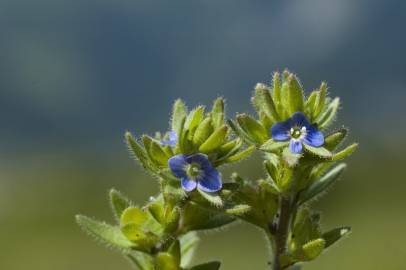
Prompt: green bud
<box><xmin>155</xmin><ymin>252</ymin><xmax>180</xmax><ymax>270</ymax></box>
<box><xmin>185</xmin><ymin>106</ymin><xmax>205</xmax><ymax>137</ymax></box>
<box><xmin>287</xmin><ymin>74</ymin><xmax>305</xmax><ymax>115</ymax></box>
<box><xmin>237</xmin><ymin>114</ymin><xmax>268</xmax><ymax>144</ymax></box>
<box><xmin>305</xmin><ymin>90</ymin><xmax>318</xmax><ymax>120</ymax></box>
<box><xmin>198</xmin><ymin>125</ymin><xmax>228</xmax><ymax>153</ymax></box>
<box><xmin>211</xmin><ymin>97</ymin><xmax>225</xmax><ymax>129</ymax></box>
<box><xmin>172</xmin><ymin>99</ymin><xmax>187</xmax><ymax>133</ymax></box>
<box><xmin>322</xmin><ymin>226</ymin><xmax>351</xmax><ymax>248</ymax></box>
<box><xmin>314</xmin><ymin>82</ymin><xmax>327</xmax><ymax>118</ymax></box>
<box><xmin>302</xmin><ymin>238</ymin><xmax>325</xmax><ymax>260</ymax></box>
<box><xmin>324</xmin><ymin>129</ymin><xmax>348</xmax><ymax>150</ymax></box>
<box><xmin>192</xmin><ymin>117</ymin><xmax>213</xmax><ymax>146</ymax></box>
<box><xmin>125</xmin><ymin>131</ymin><xmax>156</xmax><ymax>171</ymax></box>
<box><xmin>120</xmin><ymin>207</ymin><xmax>148</xmax><ymax>227</ymax></box>
<box><xmin>254</xmin><ymin>83</ymin><xmax>279</xmax><ymax>122</ymax></box>
<box><xmin>272</xmin><ymin>72</ymin><xmax>282</xmax><ymax>113</ymax></box>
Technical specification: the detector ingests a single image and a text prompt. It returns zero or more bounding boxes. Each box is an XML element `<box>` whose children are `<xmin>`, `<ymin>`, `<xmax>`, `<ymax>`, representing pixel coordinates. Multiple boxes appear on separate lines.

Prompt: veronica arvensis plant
<box><xmin>76</xmin><ymin>70</ymin><xmax>357</xmax><ymax>270</ymax></box>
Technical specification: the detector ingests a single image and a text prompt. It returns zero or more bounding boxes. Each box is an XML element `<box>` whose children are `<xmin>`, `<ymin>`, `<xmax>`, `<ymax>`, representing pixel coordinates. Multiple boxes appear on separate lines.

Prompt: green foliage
<box><xmin>76</xmin><ymin>70</ymin><xmax>357</xmax><ymax>270</ymax></box>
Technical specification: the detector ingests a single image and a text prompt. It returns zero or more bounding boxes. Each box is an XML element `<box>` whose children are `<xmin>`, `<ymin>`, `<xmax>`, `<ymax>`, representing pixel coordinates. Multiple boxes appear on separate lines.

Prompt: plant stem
<box><xmin>270</xmin><ymin>196</ymin><xmax>294</xmax><ymax>270</ymax></box>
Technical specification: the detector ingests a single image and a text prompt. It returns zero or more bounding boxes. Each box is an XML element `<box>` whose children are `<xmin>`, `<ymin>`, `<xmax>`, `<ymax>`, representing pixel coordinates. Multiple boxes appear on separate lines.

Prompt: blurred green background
<box><xmin>1</xmin><ymin>0</ymin><xmax>405</xmax><ymax>269</ymax></box>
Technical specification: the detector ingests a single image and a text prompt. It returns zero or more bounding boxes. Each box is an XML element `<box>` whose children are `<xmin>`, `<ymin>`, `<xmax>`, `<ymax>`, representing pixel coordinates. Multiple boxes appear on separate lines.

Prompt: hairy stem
<box><xmin>270</xmin><ymin>196</ymin><xmax>294</xmax><ymax>270</ymax></box>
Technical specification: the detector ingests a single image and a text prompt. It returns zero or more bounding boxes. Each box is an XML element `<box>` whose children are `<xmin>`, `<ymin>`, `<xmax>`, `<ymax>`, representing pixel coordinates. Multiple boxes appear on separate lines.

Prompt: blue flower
<box><xmin>161</xmin><ymin>131</ymin><xmax>178</xmax><ymax>147</ymax></box>
<box><xmin>168</xmin><ymin>153</ymin><xmax>222</xmax><ymax>193</ymax></box>
<box><xmin>271</xmin><ymin>112</ymin><xmax>324</xmax><ymax>154</ymax></box>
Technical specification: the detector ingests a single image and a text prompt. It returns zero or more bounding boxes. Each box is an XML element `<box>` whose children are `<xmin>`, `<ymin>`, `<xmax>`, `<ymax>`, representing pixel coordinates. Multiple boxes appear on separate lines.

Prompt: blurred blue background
<box><xmin>1</xmin><ymin>0</ymin><xmax>405</xmax><ymax>269</ymax></box>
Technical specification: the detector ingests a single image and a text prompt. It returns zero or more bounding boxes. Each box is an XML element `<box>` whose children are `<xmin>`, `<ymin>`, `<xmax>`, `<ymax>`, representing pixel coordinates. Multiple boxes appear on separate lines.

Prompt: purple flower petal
<box><xmin>289</xmin><ymin>140</ymin><xmax>303</xmax><ymax>154</ymax></box>
<box><xmin>304</xmin><ymin>126</ymin><xmax>324</xmax><ymax>147</ymax></box>
<box><xmin>271</xmin><ymin>121</ymin><xmax>291</xmax><ymax>141</ymax></box>
<box><xmin>181</xmin><ymin>177</ymin><xmax>197</xmax><ymax>192</ymax></box>
<box><xmin>168</xmin><ymin>155</ymin><xmax>188</xmax><ymax>178</ymax></box>
<box><xmin>197</xmin><ymin>168</ymin><xmax>222</xmax><ymax>193</ymax></box>
<box><xmin>291</xmin><ymin>112</ymin><xmax>311</xmax><ymax>129</ymax></box>
<box><xmin>161</xmin><ymin>131</ymin><xmax>178</xmax><ymax>147</ymax></box>
<box><xmin>185</xmin><ymin>153</ymin><xmax>212</xmax><ymax>171</ymax></box>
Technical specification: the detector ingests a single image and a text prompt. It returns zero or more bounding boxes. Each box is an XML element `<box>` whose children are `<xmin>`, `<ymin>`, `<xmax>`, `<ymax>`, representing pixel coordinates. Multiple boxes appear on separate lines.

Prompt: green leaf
<box><xmin>316</xmin><ymin>97</ymin><xmax>340</xmax><ymax>129</ymax></box>
<box><xmin>332</xmin><ymin>143</ymin><xmax>358</xmax><ymax>161</ymax></box>
<box><xmin>127</xmin><ymin>253</ymin><xmax>154</xmax><ymax>270</ymax></box>
<box><xmin>211</xmin><ymin>98</ymin><xmax>225</xmax><ymax>129</ymax></box>
<box><xmin>190</xmin><ymin>261</ymin><xmax>221</xmax><ymax>270</ymax></box>
<box><xmin>227</xmin><ymin>119</ymin><xmax>256</xmax><ymax>145</ymax></box>
<box><xmin>182</xmin><ymin>202</ymin><xmax>234</xmax><ymax>231</ymax></box>
<box><xmin>168</xmin><ymin>240</ymin><xmax>181</xmax><ymax>267</ymax></box>
<box><xmin>155</xmin><ymin>252</ymin><xmax>179</xmax><ymax>270</ymax></box>
<box><xmin>75</xmin><ymin>215</ymin><xmax>134</xmax><ymax>251</ymax></box>
<box><xmin>314</xmin><ymin>82</ymin><xmax>327</xmax><ymax>118</ymax></box>
<box><xmin>193</xmin><ymin>117</ymin><xmax>213</xmax><ymax>146</ymax></box>
<box><xmin>199</xmin><ymin>125</ymin><xmax>228</xmax><ymax>153</ymax></box>
<box><xmin>304</xmin><ymin>144</ymin><xmax>332</xmax><ymax>158</ymax></box>
<box><xmin>147</xmin><ymin>202</ymin><xmax>164</xmax><ymax>224</ymax></box>
<box><xmin>223</xmin><ymin>145</ymin><xmax>255</xmax><ymax>163</ymax></box>
<box><xmin>287</xmin><ymin>74</ymin><xmax>305</xmax><ymax>115</ymax></box>
<box><xmin>324</xmin><ymin>129</ymin><xmax>348</xmax><ymax>151</ymax></box>
<box><xmin>197</xmin><ymin>189</ymin><xmax>223</xmax><ymax>207</ymax></box>
<box><xmin>172</xmin><ymin>99</ymin><xmax>187</xmax><ymax>133</ymax></box>
<box><xmin>125</xmin><ymin>132</ymin><xmax>156</xmax><ymax>171</ymax></box>
<box><xmin>260</xmin><ymin>139</ymin><xmax>289</xmax><ymax>152</ymax></box>
<box><xmin>299</xmin><ymin>163</ymin><xmax>347</xmax><ymax>204</ymax></box>
<box><xmin>109</xmin><ymin>189</ymin><xmax>133</xmax><ymax>222</ymax></box>
<box><xmin>322</xmin><ymin>226</ymin><xmax>351</xmax><ymax>248</ymax></box>
<box><xmin>305</xmin><ymin>90</ymin><xmax>318</xmax><ymax>119</ymax></box>
<box><xmin>180</xmin><ymin>232</ymin><xmax>200</xmax><ymax>267</ymax></box>
<box><xmin>149</xmin><ymin>140</ymin><xmax>169</xmax><ymax>166</ymax></box>
<box><xmin>237</xmin><ymin>114</ymin><xmax>268</xmax><ymax>144</ymax></box>
<box><xmin>254</xmin><ymin>83</ymin><xmax>279</xmax><ymax>122</ymax></box>
<box><xmin>225</xmin><ymin>204</ymin><xmax>251</xmax><ymax>216</ymax></box>
<box><xmin>185</xmin><ymin>106</ymin><xmax>205</xmax><ymax>135</ymax></box>
<box><xmin>272</xmin><ymin>72</ymin><xmax>282</xmax><ymax>111</ymax></box>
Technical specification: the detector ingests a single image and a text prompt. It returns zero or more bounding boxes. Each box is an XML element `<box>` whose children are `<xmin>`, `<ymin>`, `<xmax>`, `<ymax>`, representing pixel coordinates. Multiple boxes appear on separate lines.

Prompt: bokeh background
<box><xmin>1</xmin><ymin>0</ymin><xmax>405</xmax><ymax>269</ymax></box>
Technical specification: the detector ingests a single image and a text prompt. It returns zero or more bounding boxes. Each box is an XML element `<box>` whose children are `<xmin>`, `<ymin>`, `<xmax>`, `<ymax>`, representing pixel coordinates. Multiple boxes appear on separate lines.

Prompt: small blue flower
<box><xmin>168</xmin><ymin>153</ymin><xmax>222</xmax><ymax>193</ymax></box>
<box><xmin>271</xmin><ymin>112</ymin><xmax>324</xmax><ymax>154</ymax></box>
<box><xmin>161</xmin><ymin>131</ymin><xmax>178</xmax><ymax>147</ymax></box>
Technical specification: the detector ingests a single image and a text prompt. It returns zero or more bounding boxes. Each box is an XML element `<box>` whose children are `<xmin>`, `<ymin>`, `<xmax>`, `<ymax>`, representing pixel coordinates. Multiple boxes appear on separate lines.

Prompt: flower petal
<box><xmin>291</xmin><ymin>112</ymin><xmax>311</xmax><ymax>128</ymax></box>
<box><xmin>304</xmin><ymin>126</ymin><xmax>324</xmax><ymax>147</ymax></box>
<box><xmin>197</xmin><ymin>168</ymin><xmax>222</xmax><ymax>193</ymax></box>
<box><xmin>168</xmin><ymin>155</ymin><xmax>188</xmax><ymax>178</ymax></box>
<box><xmin>271</xmin><ymin>121</ymin><xmax>291</xmax><ymax>141</ymax></box>
<box><xmin>181</xmin><ymin>177</ymin><xmax>197</xmax><ymax>192</ymax></box>
<box><xmin>185</xmin><ymin>153</ymin><xmax>212</xmax><ymax>170</ymax></box>
<box><xmin>289</xmin><ymin>139</ymin><xmax>303</xmax><ymax>154</ymax></box>
<box><xmin>161</xmin><ymin>131</ymin><xmax>178</xmax><ymax>147</ymax></box>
